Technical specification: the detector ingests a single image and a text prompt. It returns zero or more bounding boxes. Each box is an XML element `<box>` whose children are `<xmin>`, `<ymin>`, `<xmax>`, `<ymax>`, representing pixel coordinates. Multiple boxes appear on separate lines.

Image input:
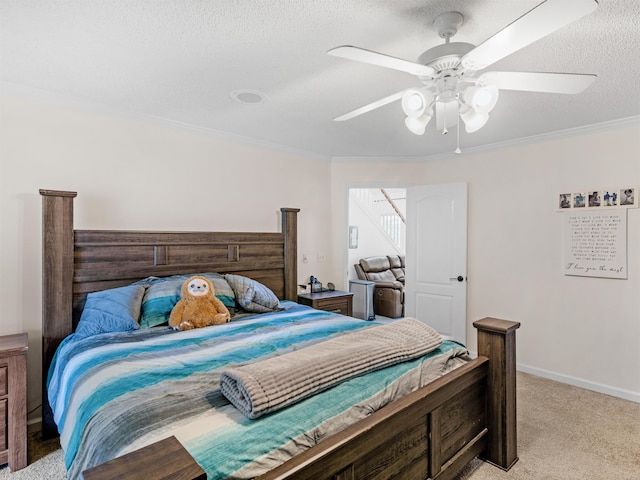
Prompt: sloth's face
<box><xmin>188</xmin><ymin>278</ymin><xmax>209</xmax><ymax>297</ymax></box>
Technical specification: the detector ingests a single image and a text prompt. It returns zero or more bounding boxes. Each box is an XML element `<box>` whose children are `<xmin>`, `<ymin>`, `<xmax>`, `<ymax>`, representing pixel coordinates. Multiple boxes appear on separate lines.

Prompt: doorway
<box><xmin>347</xmin><ymin>187</ymin><xmax>406</xmax><ymax>283</ymax></box>
<box><xmin>346</xmin><ymin>184</ymin><xmax>468</xmax><ymax>344</ymax></box>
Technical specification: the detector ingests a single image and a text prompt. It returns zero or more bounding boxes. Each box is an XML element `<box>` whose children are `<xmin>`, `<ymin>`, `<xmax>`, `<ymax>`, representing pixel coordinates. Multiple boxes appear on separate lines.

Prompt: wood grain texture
<box><xmin>40</xmin><ymin>191</ymin><xmax>300</xmax><ymax>438</ymax></box>
<box><xmin>40</xmin><ymin>189</ymin><xmax>520</xmax><ymax>480</ymax></box>
<box><xmin>256</xmin><ymin>359</ymin><xmax>489</xmax><ymax>480</ymax></box>
<box><xmin>297</xmin><ymin>290</ymin><xmax>354</xmax><ymax>316</ymax></box>
<box><xmin>474</xmin><ymin>317</ymin><xmax>521</xmax><ymax>470</ymax></box>
<box><xmin>40</xmin><ymin>190</ymin><xmax>76</xmax><ymax>438</ymax></box>
<box><xmin>0</xmin><ymin>333</ymin><xmax>28</xmax><ymax>471</ymax></box>
<box><xmin>81</xmin><ymin>436</ymin><xmax>206</xmax><ymax>480</ymax></box>
<box><xmin>281</xmin><ymin>208</ymin><xmax>300</xmax><ymax>301</ymax></box>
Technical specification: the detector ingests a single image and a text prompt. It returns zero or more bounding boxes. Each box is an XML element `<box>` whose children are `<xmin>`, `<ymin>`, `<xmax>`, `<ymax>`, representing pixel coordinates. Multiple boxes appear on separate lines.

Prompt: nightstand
<box><xmin>297</xmin><ymin>290</ymin><xmax>353</xmax><ymax>317</ymax></box>
<box><xmin>82</xmin><ymin>436</ymin><xmax>205</xmax><ymax>480</ymax></box>
<box><xmin>0</xmin><ymin>333</ymin><xmax>28</xmax><ymax>471</ymax></box>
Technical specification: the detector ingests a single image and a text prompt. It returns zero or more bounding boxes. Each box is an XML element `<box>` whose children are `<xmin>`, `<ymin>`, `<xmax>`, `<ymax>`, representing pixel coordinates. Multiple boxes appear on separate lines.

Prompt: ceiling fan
<box><xmin>328</xmin><ymin>0</ymin><xmax>598</xmax><ymax>146</ymax></box>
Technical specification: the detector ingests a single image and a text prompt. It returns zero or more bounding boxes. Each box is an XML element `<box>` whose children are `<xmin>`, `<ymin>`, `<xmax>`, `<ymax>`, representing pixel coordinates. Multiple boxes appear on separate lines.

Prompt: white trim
<box><xmin>332</xmin><ymin>116</ymin><xmax>640</xmax><ymax>163</ymax></box>
<box><xmin>468</xmin><ymin>349</ymin><xmax>640</xmax><ymax>403</ymax></box>
<box><xmin>1</xmin><ymin>81</ymin><xmax>331</xmax><ymax>162</ymax></box>
<box><xmin>516</xmin><ymin>363</ymin><xmax>640</xmax><ymax>404</ymax></box>
<box><xmin>4</xmin><ymin>81</ymin><xmax>638</xmax><ymax>163</ymax></box>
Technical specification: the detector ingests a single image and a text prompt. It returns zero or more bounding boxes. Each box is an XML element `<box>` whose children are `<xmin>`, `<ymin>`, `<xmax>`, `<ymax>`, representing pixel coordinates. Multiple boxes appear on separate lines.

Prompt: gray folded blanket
<box><xmin>219</xmin><ymin>317</ymin><xmax>442</xmax><ymax>419</ymax></box>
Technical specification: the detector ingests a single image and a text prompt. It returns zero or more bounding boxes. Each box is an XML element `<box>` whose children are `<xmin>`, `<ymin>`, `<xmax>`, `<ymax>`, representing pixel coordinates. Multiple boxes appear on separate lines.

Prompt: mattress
<box><xmin>47</xmin><ymin>301</ymin><xmax>469</xmax><ymax>479</ymax></box>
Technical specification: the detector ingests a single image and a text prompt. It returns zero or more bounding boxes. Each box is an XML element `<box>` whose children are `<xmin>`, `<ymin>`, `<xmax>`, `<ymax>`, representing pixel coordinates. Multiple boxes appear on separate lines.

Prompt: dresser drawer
<box><xmin>0</xmin><ymin>367</ymin><xmax>6</xmax><ymax>396</ymax></box>
<box><xmin>0</xmin><ymin>398</ymin><xmax>6</xmax><ymax>451</ymax></box>
<box><xmin>298</xmin><ymin>291</ymin><xmax>353</xmax><ymax>317</ymax></box>
<box><xmin>0</xmin><ymin>333</ymin><xmax>28</xmax><ymax>471</ymax></box>
<box><xmin>316</xmin><ymin>299</ymin><xmax>350</xmax><ymax>315</ymax></box>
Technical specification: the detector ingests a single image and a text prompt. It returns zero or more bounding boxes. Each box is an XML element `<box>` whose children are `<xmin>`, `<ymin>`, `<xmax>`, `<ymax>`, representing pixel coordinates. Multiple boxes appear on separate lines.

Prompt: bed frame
<box><xmin>40</xmin><ymin>189</ymin><xmax>520</xmax><ymax>480</ymax></box>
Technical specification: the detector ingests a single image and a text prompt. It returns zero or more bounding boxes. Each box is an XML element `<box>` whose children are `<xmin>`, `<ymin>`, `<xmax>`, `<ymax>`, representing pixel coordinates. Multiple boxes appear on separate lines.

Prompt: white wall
<box><xmin>330</xmin><ymin>122</ymin><xmax>640</xmax><ymax>401</ymax></box>
<box><xmin>0</xmin><ymin>95</ymin><xmax>335</xmax><ymax>420</ymax></box>
<box><xmin>2</xmin><ymin>94</ymin><xmax>639</xmax><ymax>424</ymax></box>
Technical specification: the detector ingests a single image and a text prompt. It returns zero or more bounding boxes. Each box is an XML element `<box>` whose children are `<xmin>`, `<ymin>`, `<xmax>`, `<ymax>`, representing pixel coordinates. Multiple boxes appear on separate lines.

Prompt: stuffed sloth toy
<box><xmin>169</xmin><ymin>276</ymin><xmax>231</xmax><ymax>330</ymax></box>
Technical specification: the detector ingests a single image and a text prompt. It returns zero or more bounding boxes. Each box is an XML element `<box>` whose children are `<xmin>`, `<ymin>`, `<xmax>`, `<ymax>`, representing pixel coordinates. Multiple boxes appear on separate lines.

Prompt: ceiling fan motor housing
<box><xmin>417</xmin><ymin>42</ymin><xmax>476</xmax><ymax>73</ymax></box>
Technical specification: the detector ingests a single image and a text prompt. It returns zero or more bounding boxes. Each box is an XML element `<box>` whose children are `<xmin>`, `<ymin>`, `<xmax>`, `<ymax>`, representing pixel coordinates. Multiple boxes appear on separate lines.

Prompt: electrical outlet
<box><xmin>317</xmin><ymin>252</ymin><xmax>325</xmax><ymax>263</ymax></box>
<box><xmin>302</xmin><ymin>253</ymin><xmax>308</xmax><ymax>264</ymax></box>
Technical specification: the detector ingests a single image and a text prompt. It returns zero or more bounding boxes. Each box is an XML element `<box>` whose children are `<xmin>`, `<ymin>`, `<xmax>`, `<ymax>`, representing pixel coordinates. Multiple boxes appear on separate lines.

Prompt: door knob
<box><xmin>449</xmin><ymin>276</ymin><xmax>465</xmax><ymax>282</ymax></box>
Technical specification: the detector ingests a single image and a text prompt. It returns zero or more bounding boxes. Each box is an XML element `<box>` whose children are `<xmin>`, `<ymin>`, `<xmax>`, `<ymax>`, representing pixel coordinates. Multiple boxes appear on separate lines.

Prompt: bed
<box><xmin>40</xmin><ymin>189</ymin><xmax>520</xmax><ymax>480</ymax></box>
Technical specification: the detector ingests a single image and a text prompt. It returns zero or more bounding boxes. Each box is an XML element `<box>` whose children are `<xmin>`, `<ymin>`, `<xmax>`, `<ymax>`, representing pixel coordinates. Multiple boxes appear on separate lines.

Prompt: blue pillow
<box><xmin>136</xmin><ymin>273</ymin><xmax>236</xmax><ymax>329</ymax></box>
<box><xmin>75</xmin><ymin>285</ymin><xmax>146</xmax><ymax>338</ymax></box>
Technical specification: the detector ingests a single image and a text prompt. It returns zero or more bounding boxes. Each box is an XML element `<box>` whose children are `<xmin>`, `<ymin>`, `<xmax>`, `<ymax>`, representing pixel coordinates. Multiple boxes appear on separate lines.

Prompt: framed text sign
<box><xmin>564</xmin><ymin>210</ymin><xmax>627</xmax><ymax>279</ymax></box>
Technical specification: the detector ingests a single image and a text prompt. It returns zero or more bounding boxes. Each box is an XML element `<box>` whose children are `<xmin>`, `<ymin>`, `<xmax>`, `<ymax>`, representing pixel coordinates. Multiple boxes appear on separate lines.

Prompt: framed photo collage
<box><xmin>558</xmin><ymin>187</ymin><xmax>637</xmax><ymax>211</ymax></box>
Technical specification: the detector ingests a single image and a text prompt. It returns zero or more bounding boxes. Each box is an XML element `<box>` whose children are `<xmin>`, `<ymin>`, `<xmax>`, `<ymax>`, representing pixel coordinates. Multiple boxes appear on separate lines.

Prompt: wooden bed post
<box><xmin>40</xmin><ymin>189</ymin><xmax>77</xmax><ymax>438</ymax></box>
<box><xmin>473</xmin><ymin>317</ymin><xmax>521</xmax><ymax>471</ymax></box>
<box><xmin>280</xmin><ymin>208</ymin><xmax>299</xmax><ymax>301</ymax></box>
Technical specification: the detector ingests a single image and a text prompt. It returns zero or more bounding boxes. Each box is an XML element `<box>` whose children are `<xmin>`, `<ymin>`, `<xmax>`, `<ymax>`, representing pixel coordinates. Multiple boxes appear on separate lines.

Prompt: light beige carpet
<box><xmin>454</xmin><ymin>372</ymin><xmax>640</xmax><ymax>480</ymax></box>
<box><xmin>1</xmin><ymin>372</ymin><xmax>638</xmax><ymax>479</ymax></box>
<box><xmin>0</xmin><ymin>433</ymin><xmax>64</xmax><ymax>479</ymax></box>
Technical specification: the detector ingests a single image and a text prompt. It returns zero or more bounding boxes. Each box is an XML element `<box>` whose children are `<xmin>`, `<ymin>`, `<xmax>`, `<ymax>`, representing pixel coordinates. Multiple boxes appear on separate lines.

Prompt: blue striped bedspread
<box><xmin>47</xmin><ymin>301</ymin><xmax>469</xmax><ymax>479</ymax></box>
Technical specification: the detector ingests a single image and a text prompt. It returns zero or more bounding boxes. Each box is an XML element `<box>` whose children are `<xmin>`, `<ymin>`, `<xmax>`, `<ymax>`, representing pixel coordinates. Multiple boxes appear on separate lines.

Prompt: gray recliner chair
<box><xmin>354</xmin><ymin>255</ymin><xmax>405</xmax><ymax>318</ymax></box>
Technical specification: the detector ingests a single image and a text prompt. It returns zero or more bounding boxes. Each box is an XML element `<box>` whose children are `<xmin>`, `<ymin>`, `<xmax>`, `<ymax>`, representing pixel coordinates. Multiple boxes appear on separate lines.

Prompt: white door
<box><xmin>405</xmin><ymin>183</ymin><xmax>467</xmax><ymax>344</ymax></box>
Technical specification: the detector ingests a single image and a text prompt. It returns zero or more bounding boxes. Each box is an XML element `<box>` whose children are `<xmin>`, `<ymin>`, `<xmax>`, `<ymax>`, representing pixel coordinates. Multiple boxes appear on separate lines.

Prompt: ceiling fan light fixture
<box><xmin>405</xmin><ymin>114</ymin><xmax>431</xmax><ymax>135</ymax></box>
<box><xmin>463</xmin><ymin>85</ymin><xmax>499</xmax><ymax>114</ymax></box>
<box><xmin>460</xmin><ymin>108</ymin><xmax>489</xmax><ymax>133</ymax></box>
<box><xmin>401</xmin><ymin>89</ymin><xmax>433</xmax><ymax>117</ymax></box>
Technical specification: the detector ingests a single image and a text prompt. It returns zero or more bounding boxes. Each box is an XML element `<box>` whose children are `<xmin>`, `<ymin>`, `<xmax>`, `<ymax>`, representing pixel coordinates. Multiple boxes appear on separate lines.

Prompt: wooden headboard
<box><xmin>40</xmin><ymin>189</ymin><xmax>299</xmax><ymax>436</ymax></box>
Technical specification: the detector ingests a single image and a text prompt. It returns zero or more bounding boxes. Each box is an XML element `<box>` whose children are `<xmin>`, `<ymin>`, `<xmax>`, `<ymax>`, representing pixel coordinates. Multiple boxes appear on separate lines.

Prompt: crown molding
<box><xmin>1</xmin><ymin>81</ymin><xmax>331</xmax><ymax>162</ymax></box>
<box><xmin>332</xmin><ymin>115</ymin><xmax>640</xmax><ymax>163</ymax></box>
<box><xmin>3</xmin><ymin>82</ymin><xmax>637</xmax><ymax>164</ymax></box>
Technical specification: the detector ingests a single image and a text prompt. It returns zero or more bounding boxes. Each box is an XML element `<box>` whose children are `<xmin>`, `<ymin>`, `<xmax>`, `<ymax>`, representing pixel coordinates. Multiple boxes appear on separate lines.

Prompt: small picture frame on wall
<box><xmin>603</xmin><ymin>190</ymin><xmax>618</xmax><ymax>206</ymax></box>
<box><xmin>620</xmin><ymin>188</ymin><xmax>636</xmax><ymax>206</ymax></box>
<box><xmin>588</xmin><ymin>191</ymin><xmax>601</xmax><ymax>207</ymax></box>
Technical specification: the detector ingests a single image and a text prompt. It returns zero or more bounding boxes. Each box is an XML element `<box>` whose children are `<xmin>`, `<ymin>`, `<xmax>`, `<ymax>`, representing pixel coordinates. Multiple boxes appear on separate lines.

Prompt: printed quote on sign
<box><xmin>564</xmin><ymin>210</ymin><xmax>626</xmax><ymax>279</ymax></box>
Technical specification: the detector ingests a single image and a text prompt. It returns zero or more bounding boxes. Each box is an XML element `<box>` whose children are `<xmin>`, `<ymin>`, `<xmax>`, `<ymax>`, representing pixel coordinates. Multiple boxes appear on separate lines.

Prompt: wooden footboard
<box><xmin>257</xmin><ymin>318</ymin><xmax>519</xmax><ymax>480</ymax></box>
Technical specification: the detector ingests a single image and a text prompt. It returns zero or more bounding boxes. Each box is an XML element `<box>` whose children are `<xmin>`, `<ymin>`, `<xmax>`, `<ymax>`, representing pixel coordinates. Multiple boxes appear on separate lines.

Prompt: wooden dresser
<box><xmin>297</xmin><ymin>290</ymin><xmax>353</xmax><ymax>317</ymax></box>
<box><xmin>0</xmin><ymin>333</ymin><xmax>28</xmax><ymax>471</ymax></box>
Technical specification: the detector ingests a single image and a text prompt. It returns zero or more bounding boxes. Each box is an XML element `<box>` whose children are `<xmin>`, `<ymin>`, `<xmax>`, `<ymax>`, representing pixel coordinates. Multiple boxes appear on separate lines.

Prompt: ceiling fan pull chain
<box><xmin>455</xmin><ymin>111</ymin><xmax>462</xmax><ymax>154</ymax></box>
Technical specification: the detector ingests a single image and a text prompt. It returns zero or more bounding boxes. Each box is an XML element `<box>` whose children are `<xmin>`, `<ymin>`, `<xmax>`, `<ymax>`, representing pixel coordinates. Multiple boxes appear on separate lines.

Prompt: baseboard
<box><xmin>516</xmin><ymin>363</ymin><xmax>640</xmax><ymax>404</ymax></box>
<box><xmin>467</xmin><ymin>350</ymin><xmax>639</xmax><ymax>403</ymax></box>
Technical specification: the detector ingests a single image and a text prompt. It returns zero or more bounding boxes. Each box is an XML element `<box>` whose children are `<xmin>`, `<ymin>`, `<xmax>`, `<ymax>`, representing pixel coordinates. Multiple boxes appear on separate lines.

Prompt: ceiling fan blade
<box><xmin>328</xmin><ymin>46</ymin><xmax>435</xmax><ymax>77</ymax></box>
<box><xmin>478</xmin><ymin>71</ymin><xmax>596</xmax><ymax>94</ymax></box>
<box><xmin>461</xmin><ymin>0</ymin><xmax>598</xmax><ymax>71</ymax></box>
<box><xmin>333</xmin><ymin>90</ymin><xmax>406</xmax><ymax>122</ymax></box>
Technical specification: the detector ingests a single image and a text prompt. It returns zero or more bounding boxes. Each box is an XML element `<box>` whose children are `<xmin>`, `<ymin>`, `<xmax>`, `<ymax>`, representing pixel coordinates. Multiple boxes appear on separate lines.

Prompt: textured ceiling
<box><xmin>2</xmin><ymin>0</ymin><xmax>639</xmax><ymax>159</ymax></box>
